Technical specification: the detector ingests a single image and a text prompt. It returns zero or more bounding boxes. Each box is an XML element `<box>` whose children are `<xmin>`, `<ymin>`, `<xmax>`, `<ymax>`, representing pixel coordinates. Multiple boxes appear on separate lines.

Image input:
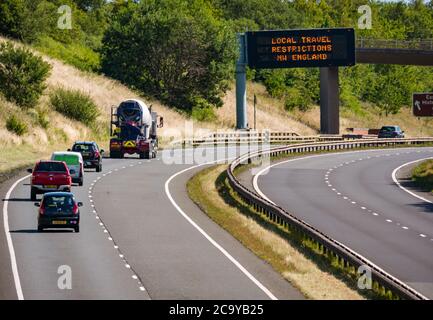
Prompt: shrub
<box><xmin>0</xmin><ymin>42</ymin><xmax>51</xmax><ymax>108</ymax></box>
<box><xmin>36</xmin><ymin>108</ymin><xmax>49</xmax><ymax>129</ymax></box>
<box><xmin>284</xmin><ymin>87</ymin><xmax>312</xmax><ymax>112</ymax></box>
<box><xmin>191</xmin><ymin>96</ymin><xmax>217</xmax><ymax>122</ymax></box>
<box><xmin>6</xmin><ymin>114</ymin><xmax>27</xmax><ymax>135</ymax></box>
<box><xmin>50</xmin><ymin>87</ymin><xmax>99</xmax><ymax>125</ymax></box>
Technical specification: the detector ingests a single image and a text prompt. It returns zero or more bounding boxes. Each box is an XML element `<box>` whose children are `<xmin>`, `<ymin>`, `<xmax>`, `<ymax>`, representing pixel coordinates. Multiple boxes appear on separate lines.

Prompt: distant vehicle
<box><xmin>109</xmin><ymin>99</ymin><xmax>163</xmax><ymax>159</ymax></box>
<box><xmin>378</xmin><ymin>126</ymin><xmax>405</xmax><ymax>138</ymax></box>
<box><xmin>35</xmin><ymin>192</ymin><xmax>82</xmax><ymax>232</ymax></box>
<box><xmin>28</xmin><ymin>161</ymin><xmax>73</xmax><ymax>201</ymax></box>
<box><xmin>69</xmin><ymin>141</ymin><xmax>103</xmax><ymax>172</ymax></box>
<box><xmin>51</xmin><ymin>151</ymin><xmax>84</xmax><ymax>186</ymax></box>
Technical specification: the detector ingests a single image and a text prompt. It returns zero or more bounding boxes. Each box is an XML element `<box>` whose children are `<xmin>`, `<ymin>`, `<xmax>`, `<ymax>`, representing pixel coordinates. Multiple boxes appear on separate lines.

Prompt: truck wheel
<box><xmin>144</xmin><ymin>151</ymin><xmax>150</xmax><ymax>159</ymax></box>
<box><xmin>110</xmin><ymin>151</ymin><xmax>119</xmax><ymax>159</ymax></box>
<box><xmin>31</xmin><ymin>187</ymin><xmax>37</xmax><ymax>201</ymax></box>
<box><xmin>139</xmin><ymin>152</ymin><xmax>145</xmax><ymax>159</ymax></box>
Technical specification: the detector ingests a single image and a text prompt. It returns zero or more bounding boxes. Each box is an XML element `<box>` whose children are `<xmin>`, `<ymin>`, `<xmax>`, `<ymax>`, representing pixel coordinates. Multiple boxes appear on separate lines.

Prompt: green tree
<box><xmin>372</xmin><ymin>65</ymin><xmax>416</xmax><ymax>116</ymax></box>
<box><xmin>0</xmin><ymin>42</ymin><xmax>51</xmax><ymax>108</ymax></box>
<box><xmin>101</xmin><ymin>0</ymin><xmax>238</xmax><ymax>111</ymax></box>
<box><xmin>0</xmin><ymin>0</ymin><xmax>38</xmax><ymax>42</ymax></box>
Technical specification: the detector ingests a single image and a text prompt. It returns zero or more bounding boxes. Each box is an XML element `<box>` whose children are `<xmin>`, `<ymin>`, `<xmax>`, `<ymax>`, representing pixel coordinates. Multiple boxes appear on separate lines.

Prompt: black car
<box><xmin>69</xmin><ymin>141</ymin><xmax>104</xmax><ymax>172</ymax></box>
<box><xmin>378</xmin><ymin>126</ymin><xmax>405</xmax><ymax>138</ymax></box>
<box><xmin>35</xmin><ymin>192</ymin><xmax>82</xmax><ymax>232</ymax></box>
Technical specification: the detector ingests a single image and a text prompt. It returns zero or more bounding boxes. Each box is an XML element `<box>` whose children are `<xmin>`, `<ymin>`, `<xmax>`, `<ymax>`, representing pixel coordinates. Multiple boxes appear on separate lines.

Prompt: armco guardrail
<box><xmin>227</xmin><ymin>138</ymin><xmax>433</xmax><ymax>300</ymax></box>
<box><xmin>171</xmin><ymin>132</ymin><xmax>375</xmax><ymax>148</ymax></box>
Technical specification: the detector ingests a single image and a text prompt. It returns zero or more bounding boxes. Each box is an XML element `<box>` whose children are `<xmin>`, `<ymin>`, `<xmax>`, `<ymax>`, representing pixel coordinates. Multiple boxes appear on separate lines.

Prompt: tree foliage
<box><xmin>101</xmin><ymin>0</ymin><xmax>237</xmax><ymax>111</ymax></box>
<box><xmin>0</xmin><ymin>43</ymin><xmax>51</xmax><ymax>108</ymax></box>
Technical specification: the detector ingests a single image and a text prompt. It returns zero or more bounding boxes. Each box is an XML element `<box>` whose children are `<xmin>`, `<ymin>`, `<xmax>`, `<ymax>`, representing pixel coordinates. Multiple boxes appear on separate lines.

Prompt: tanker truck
<box><xmin>109</xmin><ymin>99</ymin><xmax>163</xmax><ymax>159</ymax></box>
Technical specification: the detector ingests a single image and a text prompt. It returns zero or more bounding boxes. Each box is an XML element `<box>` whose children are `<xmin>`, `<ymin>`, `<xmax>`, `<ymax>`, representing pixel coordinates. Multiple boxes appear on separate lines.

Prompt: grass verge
<box><xmin>412</xmin><ymin>159</ymin><xmax>433</xmax><ymax>193</ymax></box>
<box><xmin>188</xmin><ymin>164</ymin><xmax>371</xmax><ymax>300</ymax></box>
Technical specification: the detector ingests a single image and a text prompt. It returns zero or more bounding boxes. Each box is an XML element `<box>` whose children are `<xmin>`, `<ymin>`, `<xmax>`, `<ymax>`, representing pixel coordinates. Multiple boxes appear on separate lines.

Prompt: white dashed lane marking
<box><xmin>86</xmin><ymin>160</ymin><xmax>150</xmax><ymax>295</ymax></box>
<box><xmin>324</xmin><ymin>149</ymin><xmax>433</xmax><ymax>243</ymax></box>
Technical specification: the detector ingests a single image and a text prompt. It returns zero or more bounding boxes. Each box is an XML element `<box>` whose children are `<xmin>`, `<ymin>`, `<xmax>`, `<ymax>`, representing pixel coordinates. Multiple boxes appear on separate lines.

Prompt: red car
<box><xmin>27</xmin><ymin>161</ymin><xmax>73</xmax><ymax>201</ymax></box>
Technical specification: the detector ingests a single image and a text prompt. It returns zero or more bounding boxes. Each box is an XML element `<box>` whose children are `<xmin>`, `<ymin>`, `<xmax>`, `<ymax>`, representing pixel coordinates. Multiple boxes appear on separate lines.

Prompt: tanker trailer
<box><xmin>109</xmin><ymin>99</ymin><xmax>163</xmax><ymax>159</ymax></box>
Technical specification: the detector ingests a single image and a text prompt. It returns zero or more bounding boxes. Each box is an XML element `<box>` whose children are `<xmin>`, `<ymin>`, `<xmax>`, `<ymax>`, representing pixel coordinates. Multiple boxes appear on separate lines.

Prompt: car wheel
<box><xmin>96</xmin><ymin>164</ymin><xmax>102</xmax><ymax>172</ymax></box>
<box><xmin>79</xmin><ymin>179</ymin><xmax>83</xmax><ymax>187</ymax></box>
<box><xmin>74</xmin><ymin>226</ymin><xmax>80</xmax><ymax>233</ymax></box>
<box><xmin>37</xmin><ymin>226</ymin><xmax>43</xmax><ymax>232</ymax></box>
<box><xmin>31</xmin><ymin>187</ymin><xmax>37</xmax><ymax>201</ymax></box>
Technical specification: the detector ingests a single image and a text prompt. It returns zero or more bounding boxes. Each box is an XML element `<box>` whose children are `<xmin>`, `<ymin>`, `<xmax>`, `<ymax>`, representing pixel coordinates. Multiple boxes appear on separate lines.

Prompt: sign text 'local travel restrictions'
<box><xmin>246</xmin><ymin>28</ymin><xmax>356</xmax><ymax>69</ymax></box>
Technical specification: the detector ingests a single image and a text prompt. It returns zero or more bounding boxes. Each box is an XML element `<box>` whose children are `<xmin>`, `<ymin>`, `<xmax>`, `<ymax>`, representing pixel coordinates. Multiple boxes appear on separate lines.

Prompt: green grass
<box><xmin>412</xmin><ymin>160</ymin><xmax>433</xmax><ymax>192</ymax></box>
<box><xmin>6</xmin><ymin>115</ymin><xmax>27</xmax><ymax>135</ymax></box>
<box><xmin>35</xmin><ymin>36</ymin><xmax>100</xmax><ymax>72</ymax></box>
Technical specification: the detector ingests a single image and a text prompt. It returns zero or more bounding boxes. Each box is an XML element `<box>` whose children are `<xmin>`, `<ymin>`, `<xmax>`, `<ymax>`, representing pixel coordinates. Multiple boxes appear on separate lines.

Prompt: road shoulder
<box><xmin>0</xmin><ymin>170</ymin><xmax>28</xmax><ymax>299</ymax></box>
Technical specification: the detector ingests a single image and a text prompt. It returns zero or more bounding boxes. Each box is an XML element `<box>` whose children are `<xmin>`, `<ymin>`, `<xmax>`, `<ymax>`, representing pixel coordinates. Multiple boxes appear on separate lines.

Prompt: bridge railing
<box><xmin>357</xmin><ymin>38</ymin><xmax>433</xmax><ymax>50</ymax></box>
<box><xmin>227</xmin><ymin>138</ymin><xmax>433</xmax><ymax>300</ymax></box>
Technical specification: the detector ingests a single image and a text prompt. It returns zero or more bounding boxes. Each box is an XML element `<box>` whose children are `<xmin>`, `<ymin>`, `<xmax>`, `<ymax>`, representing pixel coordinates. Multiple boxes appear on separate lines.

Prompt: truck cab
<box><xmin>109</xmin><ymin>99</ymin><xmax>162</xmax><ymax>159</ymax></box>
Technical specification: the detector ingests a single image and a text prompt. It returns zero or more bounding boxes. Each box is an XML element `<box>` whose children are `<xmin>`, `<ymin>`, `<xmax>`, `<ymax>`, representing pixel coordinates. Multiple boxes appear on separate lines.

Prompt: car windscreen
<box><xmin>72</xmin><ymin>144</ymin><xmax>93</xmax><ymax>152</ymax></box>
<box><xmin>53</xmin><ymin>154</ymin><xmax>79</xmax><ymax>165</ymax></box>
<box><xmin>42</xmin><ymin>196</ymin><xmax>74</xmax><ymax>214</ymax></box>
<box><xmin>35</xmin><ymin>162</ymin><xmax>67</xmax><ymax>172</ymax></box>
<box><xmin>380</xmin><ymin>127</ymin><xmax>396</xmax><ymax>132</ymax></box>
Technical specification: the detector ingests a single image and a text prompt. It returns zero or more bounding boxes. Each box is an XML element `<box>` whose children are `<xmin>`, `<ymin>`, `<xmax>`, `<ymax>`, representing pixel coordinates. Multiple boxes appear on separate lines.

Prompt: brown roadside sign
<box><xmin>413</xmin><ymin>93</ymin><xmax>433</xmax><ymax>117</ymax></box>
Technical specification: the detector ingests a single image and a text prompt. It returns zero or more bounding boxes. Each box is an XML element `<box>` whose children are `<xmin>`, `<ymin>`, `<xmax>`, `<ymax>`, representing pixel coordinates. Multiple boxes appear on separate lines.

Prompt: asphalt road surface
<box><xmin>255</xmin><ymin>147</ymin><xmax>433</xmax><ymax>299</ymax></box>
<box><xmin>0</xmin><ymin>146</ymin><xmax>302</xmax><ymax>300</ymax></box>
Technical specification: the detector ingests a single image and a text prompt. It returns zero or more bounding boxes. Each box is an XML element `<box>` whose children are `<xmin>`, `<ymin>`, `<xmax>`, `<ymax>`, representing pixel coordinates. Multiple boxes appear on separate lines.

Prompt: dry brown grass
<box><xmin>0</xmin><ymin>35</ymin><xmax>319</xmax><ymax>172</ymax></box>
<box><xmin>216</xmin><ymin>82</ymin><xmax>317</xmax><ymax>135</ymax></box>
<box><xmin>188</xmin><ymin>165</ymin><xmax>364</xmax><ymax>300</ymax></box>
<box><xmin>289</xmin><ymin>104</ymin><xmax>433</xmax><ymax>137</ymax></box>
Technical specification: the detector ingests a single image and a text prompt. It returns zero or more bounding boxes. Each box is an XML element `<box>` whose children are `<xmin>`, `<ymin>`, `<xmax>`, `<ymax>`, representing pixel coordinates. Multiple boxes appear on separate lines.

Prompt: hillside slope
<box><xmin>1</xmin><ymin>37</ymin><xmax>310</xmax><ymax>175</ymax></box>
<box><xmin>2</xmin><ymin>35</ymin><xmax>432</xmax><ymax>176</ymax></box>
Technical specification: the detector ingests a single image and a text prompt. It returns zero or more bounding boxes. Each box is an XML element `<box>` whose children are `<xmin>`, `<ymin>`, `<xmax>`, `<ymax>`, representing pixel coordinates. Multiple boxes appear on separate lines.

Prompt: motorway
<box><xmin>0</xmin><ymin>146</ymin><xmax>303</xmax><ymax>300</ymax></box>
<box><xmin>254</xmin><ymin>147</ymin><xmax>433</xmax><ymax>299</ymax></box>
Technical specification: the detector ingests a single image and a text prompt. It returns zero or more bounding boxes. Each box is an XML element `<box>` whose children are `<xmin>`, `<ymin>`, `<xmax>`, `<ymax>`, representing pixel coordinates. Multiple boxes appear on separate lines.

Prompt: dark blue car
<box><xmin>378</xmin><ymin>126</ymin><xmax>405</xmax><ymax>138</ymax></box>
<box><xmin>35</xmin><ymin>192</ymin><xmax>82</xmax><ymax>232</ymax></box>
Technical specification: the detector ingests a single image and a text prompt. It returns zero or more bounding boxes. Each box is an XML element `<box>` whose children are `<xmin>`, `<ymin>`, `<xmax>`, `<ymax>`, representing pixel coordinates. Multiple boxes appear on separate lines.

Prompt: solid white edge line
<box><xmin>392</xmin><ymin>157</ymin><xmax>433</xmax><ymax>204</ymax></box>
<box><xmin>254</xmin><ymin>149</ymin><xmax>433</xmax><ymax>207</ymax></box>
<box><xmin>253</xmin><ymin>152</ymin><xmax>361</xmax><ymax>204</ymax></box>
<box><xmin>164</xmin><ymin>159</ymin><xmax>278</xmax><ymax>300</ymax></box>
<box><xmin>2</xmin><ymin>174</ymin><xmax>29</xmax><ymax>300</ymax></box>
